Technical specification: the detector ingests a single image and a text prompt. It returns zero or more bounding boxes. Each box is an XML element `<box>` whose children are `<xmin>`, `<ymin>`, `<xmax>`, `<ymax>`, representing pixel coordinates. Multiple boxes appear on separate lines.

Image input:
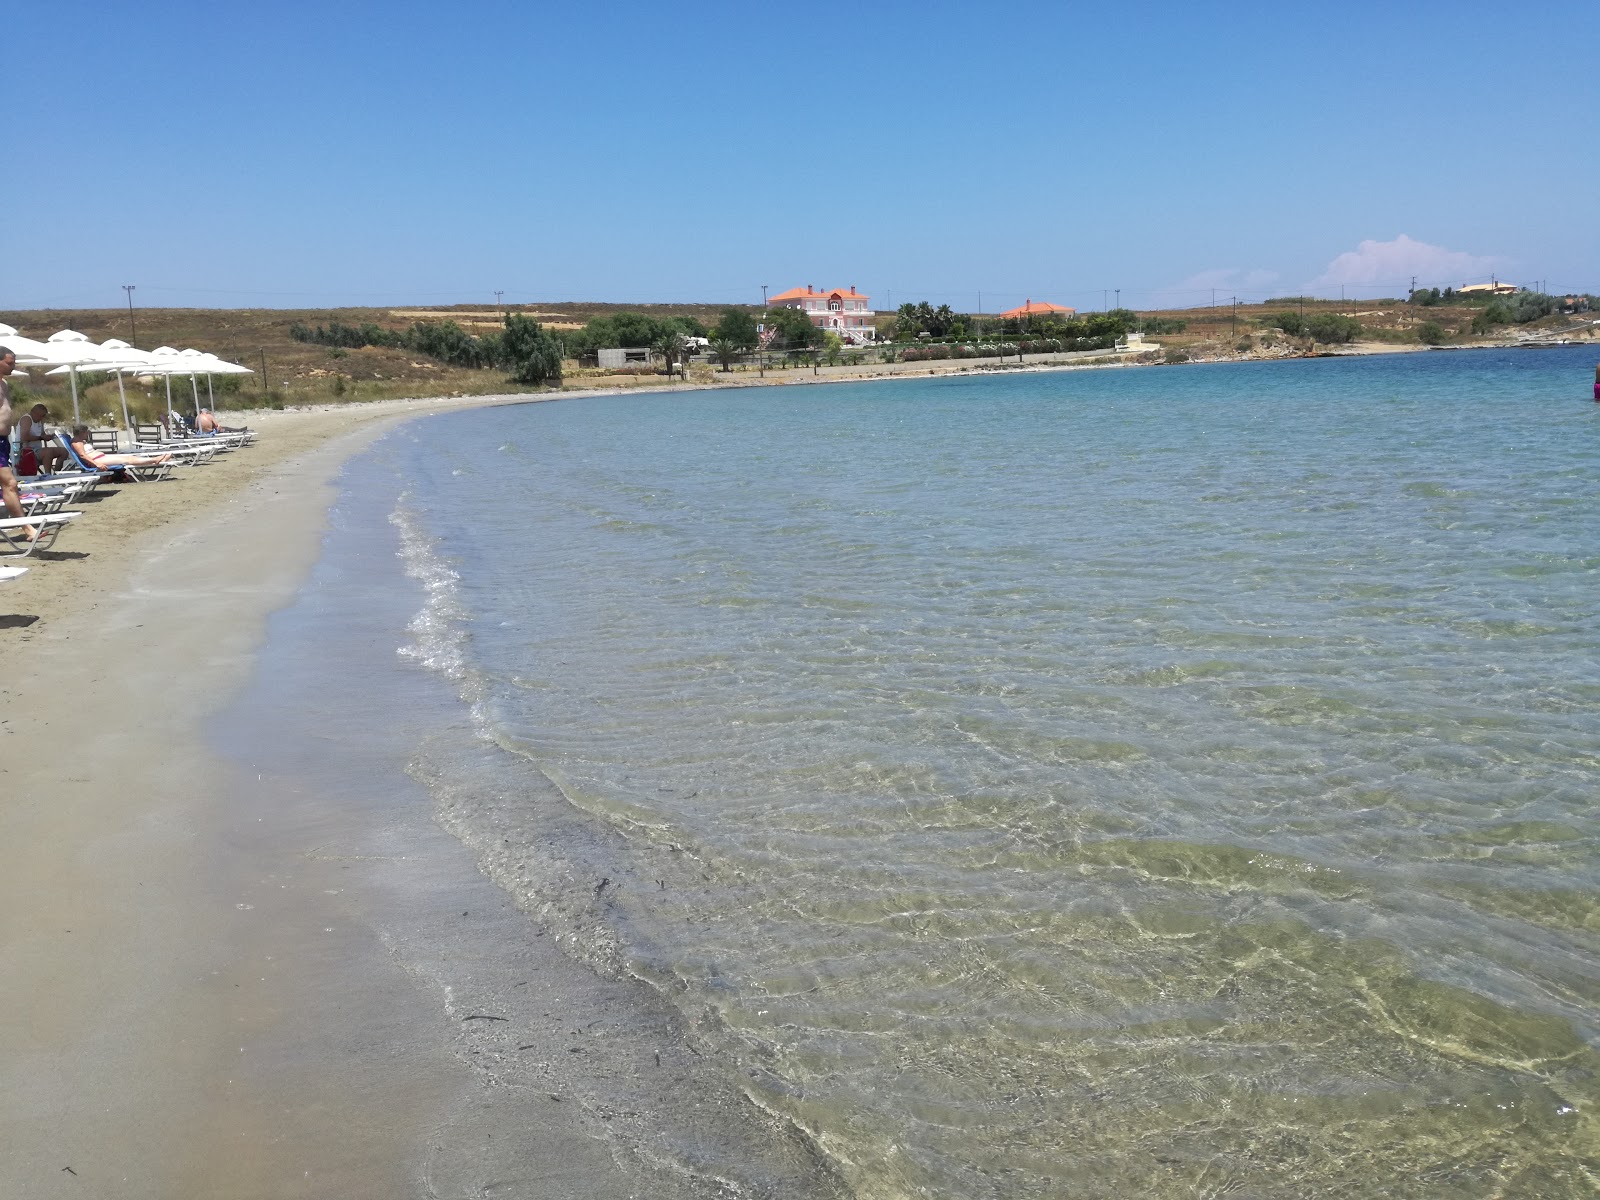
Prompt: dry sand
<box><xmin>0</xmin><ymin>394</ymin><xmax>833</xmax><ymax>1199</ymax></box>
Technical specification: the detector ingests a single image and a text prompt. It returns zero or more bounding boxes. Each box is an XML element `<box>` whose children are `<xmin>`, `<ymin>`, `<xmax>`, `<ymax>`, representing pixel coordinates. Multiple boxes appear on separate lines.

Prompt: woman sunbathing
<box><xmin>69</xmin><ymin>426</ymin><xmax>173</xmax><ymax>469</ymax></box>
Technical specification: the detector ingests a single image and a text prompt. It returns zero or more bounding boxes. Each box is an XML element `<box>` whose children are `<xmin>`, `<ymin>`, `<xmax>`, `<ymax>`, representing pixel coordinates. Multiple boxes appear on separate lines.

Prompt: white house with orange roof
<box><xmin>769</xmin><ymin>285</ymin><xmax>876</xmax><ymax>342</ymax></box>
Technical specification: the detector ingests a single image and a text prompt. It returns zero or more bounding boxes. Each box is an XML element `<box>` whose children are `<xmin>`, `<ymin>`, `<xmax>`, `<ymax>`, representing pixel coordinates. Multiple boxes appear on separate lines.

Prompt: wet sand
<box><xmin>0</xmin><ymin>397</ymin><xmax>844</xmax><ymax>1198</ymax></box>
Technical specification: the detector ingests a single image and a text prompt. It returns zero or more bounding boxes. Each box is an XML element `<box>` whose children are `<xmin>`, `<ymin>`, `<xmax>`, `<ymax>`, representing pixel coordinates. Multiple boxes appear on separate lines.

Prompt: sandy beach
<box><xmin>0</xmin><ymin>394</ymin><xmax>846</xmax><ymax>1199</ymax></box>
<box><xmin>4</xmin><ymin>341</ymin><xmax>1574</xmax><ymax>1197</ymax></box>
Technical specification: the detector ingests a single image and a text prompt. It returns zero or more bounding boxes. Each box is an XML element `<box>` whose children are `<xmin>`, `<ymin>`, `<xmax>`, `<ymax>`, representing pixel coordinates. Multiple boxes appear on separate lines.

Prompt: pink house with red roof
<box><xmin>769</xmin><ymin>285</ymin><xmax>876</xmax><ymax>343</ymax></box>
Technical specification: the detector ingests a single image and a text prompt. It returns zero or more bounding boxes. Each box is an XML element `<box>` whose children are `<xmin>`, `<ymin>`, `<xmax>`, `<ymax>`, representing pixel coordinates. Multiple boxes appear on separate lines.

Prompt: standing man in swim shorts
<box><xmin>0</xmin><ymin>348</ymin><xmax>39</xmax><ymax>541</ymax></box>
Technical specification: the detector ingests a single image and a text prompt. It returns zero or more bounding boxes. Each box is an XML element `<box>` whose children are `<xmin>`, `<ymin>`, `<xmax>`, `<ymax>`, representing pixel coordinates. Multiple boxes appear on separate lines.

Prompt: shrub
<box><xmin>1416</xmin><ymin>320</ymin><xmax>1448</xmax><ymax>345</ymax></box>
<box><xmin>1163</xmin><ymin>349</ymin><xmax>1191</xmax><ymax>364</ymax></box>
<box><xmin>1471</xmin><ymin>300</ymin><xmax>1513</xmax><ymax>335</ymax></box>
<box><xmin>1512</xmin><ymin>292</ymin><xmax>1555</xmax><ymax>323</ymax></box>
<box><xmin>1305</xmin><ymin>313</ymin><xmax>1362</xmax><ymax>343</ymax></box>
<box><xmin>503</xmin><ymin>314</ymin><xmax>564</xmax><ymax>385</ymax></box>
<box><xmin>1272</xmin><ymin>311</ymin><xmax>1306</xmax><ymax>336</ymax></box>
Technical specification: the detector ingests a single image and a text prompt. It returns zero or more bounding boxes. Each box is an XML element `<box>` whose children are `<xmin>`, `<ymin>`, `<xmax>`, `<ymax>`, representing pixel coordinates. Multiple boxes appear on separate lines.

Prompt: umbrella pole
<box><xmin>191</xmin><ymin>375</ymin><xmax>201</xmax><ymax>419</ymax></box>
<box><xmin>164</xmin><ymin>374</ymin><xmax>173</xmax><ymax>431</ymax></box>
<box><xmin>116</xmin><ymin>372</ymin><xmax>132</xmax><ymax>442</ymax></box>
<box><xmin>70</xmin><ymin>367</ymin><xmax>81</xmax><ymax>425</ymax></box>
<box><xmin>206</xmin><ymin>374</ymin><xmax>215</xmax><ymax>412</ymax></box>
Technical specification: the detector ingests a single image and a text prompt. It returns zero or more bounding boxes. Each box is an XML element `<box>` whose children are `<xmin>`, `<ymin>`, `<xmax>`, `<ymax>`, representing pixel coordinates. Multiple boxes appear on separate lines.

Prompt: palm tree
<box><xmin>653</xmin><ymin>331</ymin><xmax>687</xmax><ymax>380</ymax></box>
<box><xmin>709</xmin><ymin>337</ymin><xmax>740</xmax><ymax>372</ymax></box>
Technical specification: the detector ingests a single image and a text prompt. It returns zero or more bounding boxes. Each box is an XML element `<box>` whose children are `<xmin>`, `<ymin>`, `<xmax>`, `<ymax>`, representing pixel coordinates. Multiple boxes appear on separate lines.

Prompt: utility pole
<box><xmin>761</xmin><ymin>284</ymin><xmax>768</xmax><ymax>309</ymax></box>
<box><xmin>259</xmin><ymin>349</ymin><xmax>268</xmax><ymax>394</ymax></box>
<box><xmin>123</xmin><ymin>284</ymin><xmax>137</xmax><ymax>346</ymax></box>
<box><xmin>495</xmin><ymin>290</ymin><xmax>504</xmax><ymax>318</ymax></box>
<box><xmin>1231</xmin><ymin>296</ymin><xmax>1237</xmax><ymax>337</ymax></box>
<box><xmin>1115</xmin><ymin>289</ymin><xmax>1120</xmax><ymax>310</ymax></box>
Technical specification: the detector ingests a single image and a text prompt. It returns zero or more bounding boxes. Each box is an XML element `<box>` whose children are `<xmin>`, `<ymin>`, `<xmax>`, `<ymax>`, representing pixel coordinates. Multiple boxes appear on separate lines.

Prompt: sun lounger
<box><xmin>22</xmin><ymin>469</ymin><xmax>110</xmax><ymax>499</ymax></box>
<box><xmin>56</xmin><ymin>432</ymin><xmax>178</xmax><ymax>482</ymax></box>
<box><xmin>125</xmin><ymin>437</ymin><xmax>224</xmax><ymax>463</ymax></box>
<box><xmin>0</xmin><ymin>513</ymin><xmax>81</xmax><ymax>557</ymax></box>
<box><xmin>18</xmin><ymin>480</ymin><xmax>91</xmax><ymax>515</ymax></box>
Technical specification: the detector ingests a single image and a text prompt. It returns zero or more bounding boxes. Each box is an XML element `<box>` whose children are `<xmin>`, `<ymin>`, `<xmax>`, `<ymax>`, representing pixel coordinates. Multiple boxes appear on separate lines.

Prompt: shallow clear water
<box><xmin>396</xmin><ymin>348</ymin><xmax>1600</xmax><ymax>1198</ymax></box>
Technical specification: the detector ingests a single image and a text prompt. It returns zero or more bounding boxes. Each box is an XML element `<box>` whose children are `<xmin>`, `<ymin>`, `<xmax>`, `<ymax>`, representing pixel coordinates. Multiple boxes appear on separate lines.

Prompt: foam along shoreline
<box><xmin>0</xmin><ymin>395</ymin><xmax>845</xmax><ymax>1198</ymax></box>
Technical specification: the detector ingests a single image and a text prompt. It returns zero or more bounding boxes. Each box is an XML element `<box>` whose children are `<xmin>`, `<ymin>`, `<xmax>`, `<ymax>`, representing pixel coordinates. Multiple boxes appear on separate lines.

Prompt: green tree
<box><xmin>1416</xmin><ymin>320</ymin><xmax>1448</xmax><ymax>345</ymax></box>
<box><xmin>653</xmin><ymin>330</ymin><xmax>687</xmax><ymax>379</ymax></box>
<box><xmin>762</xmin><ymin>306</ymin><xmax>821</xmax><ymax>350</ymax></box>
<box><xmin>709</xmin><ymin>337</ymin><xmax>741</xmax><ymax>372</ymax></box>
<box><xmin>609</xmin><ymin>312</ymin><xmax>671</xmax><ymax>348</ymax></box>
<box><xmin>894</xmin><ymin>303</ymin><xmax>922</xmax><ymax>339</ymax></box>
<box><xmin>502</xmin><ymin>314</ymin><xmax>564</xmax><ymax>384</ymax></box>
<box><xmin>1511</xmin><ymin>292</ymin><xmax>1554</xmax><ymax>323</ymax></box>
<box><xmin>712</xmin><ymin>308</ymin><xmax>759</xmax><ymax>349</ymax></box>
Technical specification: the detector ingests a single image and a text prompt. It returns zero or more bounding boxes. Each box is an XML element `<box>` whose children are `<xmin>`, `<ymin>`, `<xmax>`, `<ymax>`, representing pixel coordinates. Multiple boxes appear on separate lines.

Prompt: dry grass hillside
<box><xmin>4</xmin><ymin>296</ymin><xmax>1592</xmax><ymax>421</ymax></box>
<box><xmin>0</xmin><ymin>301</ymin><xmax>741</xmax><ymax>420</ymax></box>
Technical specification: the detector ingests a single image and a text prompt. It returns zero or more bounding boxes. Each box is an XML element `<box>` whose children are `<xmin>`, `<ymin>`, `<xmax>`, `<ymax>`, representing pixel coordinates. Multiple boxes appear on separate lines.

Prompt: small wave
<box><xmin>389</xmin><ymin>494</ymin><xmax>470</xmax><ymax>685</ymax></box>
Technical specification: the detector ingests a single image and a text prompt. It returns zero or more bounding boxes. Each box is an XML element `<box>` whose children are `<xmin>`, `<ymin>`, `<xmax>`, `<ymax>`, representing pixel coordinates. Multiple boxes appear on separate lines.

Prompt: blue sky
<box><xmin>7</xmin><ymin>1</ymin><xmax>1595</xmax><ymax>312</ymax></box>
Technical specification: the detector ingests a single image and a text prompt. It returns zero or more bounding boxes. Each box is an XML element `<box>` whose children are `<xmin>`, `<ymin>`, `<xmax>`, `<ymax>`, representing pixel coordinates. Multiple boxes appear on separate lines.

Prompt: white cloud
<box><xmin>1308</xmin><ymin>235</ymin><xmax>1507</xmax><ymax>293</ymax></box>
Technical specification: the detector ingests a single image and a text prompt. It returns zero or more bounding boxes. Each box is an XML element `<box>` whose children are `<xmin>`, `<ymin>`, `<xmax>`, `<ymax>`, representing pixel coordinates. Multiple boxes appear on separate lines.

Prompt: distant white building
<box><xmin>1459</xmin><ymin>279</ymin><xmax>1519</xmax><ymax>296</ymax></box>
<box><xmin>769</xmin><ymin>285</ymin><xmax>876</xmax><ymax>342</ymax></box>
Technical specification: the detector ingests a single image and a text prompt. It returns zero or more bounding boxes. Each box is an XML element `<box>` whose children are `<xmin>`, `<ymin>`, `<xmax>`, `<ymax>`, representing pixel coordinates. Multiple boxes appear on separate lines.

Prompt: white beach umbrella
<box><xmin>178</xmin><ymin>352</ymin><xmax>253</xmax><ymax>416</ymax></box>
<box><xmin>157</xmin><ymin>348</ymin><xmax>252</xmax><ymax>419</ymax></box>
<box><xmin>38</xmin><ymin>331</ymin><xmax>109</xmax><ymax>423</ymax></box>
<box><xmin>0</xmin><ymin>332</ymin><xmax>54</xmax><ymax>362</ymax></box>
<box><xmin>0</xmin><ymin>324</ymin><xmax>75</xmax><ymax>364</ymax></box>
<box><xmin>162</xmin><ymin>348</ymin><xmax>210</xmax><ymax>419</ymax></box>
<box><xmin>96</xmin><ymin>340</ymin><xmax>152</xmax><ymax>432</ymax></box>
<box><xmin>141</xmin><ymin>346</ymin><xmax>185</xmax><ymax>422</ymax></box>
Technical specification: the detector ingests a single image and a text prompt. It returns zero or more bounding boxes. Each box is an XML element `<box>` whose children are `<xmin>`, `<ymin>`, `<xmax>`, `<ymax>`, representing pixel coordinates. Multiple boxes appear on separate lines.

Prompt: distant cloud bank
<box><xmin>1308</xmin><ymin>235</ymin><xmax>1506</xmax><ymax>294</ymax></box>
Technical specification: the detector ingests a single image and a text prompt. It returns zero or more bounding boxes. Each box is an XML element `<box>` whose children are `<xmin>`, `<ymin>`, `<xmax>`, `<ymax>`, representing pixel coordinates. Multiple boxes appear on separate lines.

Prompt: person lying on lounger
<box><xmin>69</xmin><ymin>426</ymin><xmax>174</xmax><ymax>469</ymax></box>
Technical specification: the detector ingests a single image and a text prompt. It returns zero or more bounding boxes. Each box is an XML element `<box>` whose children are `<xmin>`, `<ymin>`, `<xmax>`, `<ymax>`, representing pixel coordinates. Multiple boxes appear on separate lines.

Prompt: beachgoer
<box><xmin>195</xmin><ymin>409</ymin><xmax>223</xmax><ymax>434</ymax></box>
<box><xmin>0</xmin><ymin>349</ymin><xmax>40</xmax><ymax>541</ymax></box>
<box><xmin>18</xmin><ymin>404</ymin><xmax>67</xmax><ymax>474</ymax></box>
<box><xmin>1593</xmin><ymin>363</ymin><xmax>1599</xmax><ymax>402</ymax></box>
<box><xmin>68</xmin><ymin>425</ymin><xmax>173</xmax><ymax>470</ymax></box>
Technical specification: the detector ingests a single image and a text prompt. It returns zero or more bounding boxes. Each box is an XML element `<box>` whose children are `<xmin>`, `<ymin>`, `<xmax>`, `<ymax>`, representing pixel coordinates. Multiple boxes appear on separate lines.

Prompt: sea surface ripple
<box><xmin>396</xmin><ymin>347</ymin><xmax>1600</xmax><ymax>1198</ymax></box>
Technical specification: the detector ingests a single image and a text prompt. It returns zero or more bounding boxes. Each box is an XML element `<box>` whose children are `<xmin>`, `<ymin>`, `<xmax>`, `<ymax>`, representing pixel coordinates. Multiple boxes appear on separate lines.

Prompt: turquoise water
<box><xmin>395</xmin><ymin>348</ymin><xmax>1600</xmax><ymax>1198</ymax></box>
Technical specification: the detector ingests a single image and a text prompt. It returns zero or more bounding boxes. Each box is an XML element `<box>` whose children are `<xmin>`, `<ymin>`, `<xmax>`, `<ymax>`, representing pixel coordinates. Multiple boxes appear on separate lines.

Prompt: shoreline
<box><xmin>0</xmin><ymin>394</ymin><xmax>848</xmax><ymax>1198</ymax></box>
<box><xmin>3</xmin><ymin>343</ymin><xmax>1587</xmax><ymax>1195</ymax></box>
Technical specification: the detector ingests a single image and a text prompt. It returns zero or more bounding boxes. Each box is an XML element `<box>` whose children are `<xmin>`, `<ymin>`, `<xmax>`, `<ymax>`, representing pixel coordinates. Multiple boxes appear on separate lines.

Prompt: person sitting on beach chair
<box><xmin>18</xmin><ymin>404</ymin><xmax>68</xmax><ymax>474</ymax></box>
<box><xmin>195</xmin><ymin>409</ymin><xmax>224</xmax><ymax>434</ymax></box>
<box><xmin>68</xmin><ymin>426</ymin><xmax>173</xmax><ymax>470</ymax></box>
